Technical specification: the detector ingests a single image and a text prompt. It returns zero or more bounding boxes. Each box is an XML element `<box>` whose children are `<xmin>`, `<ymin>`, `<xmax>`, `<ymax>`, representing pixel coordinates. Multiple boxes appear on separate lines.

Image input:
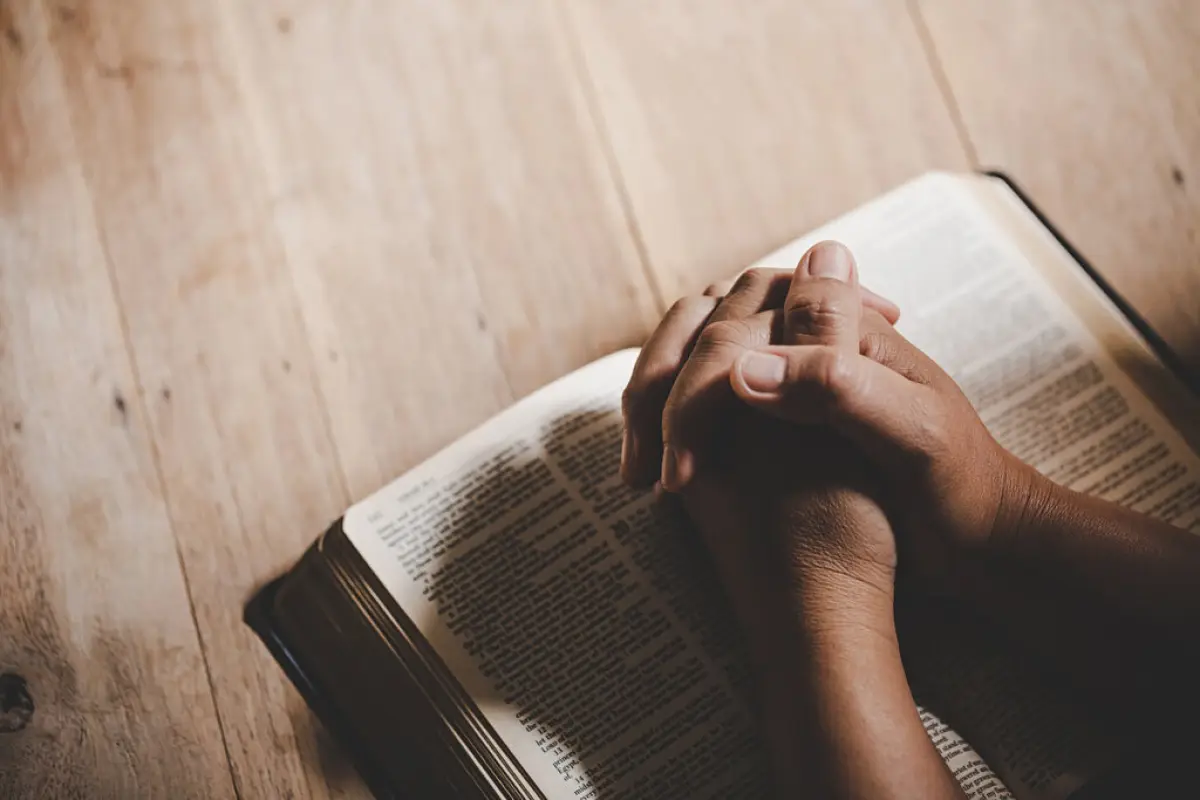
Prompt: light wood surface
<box><xmin>567</xmin><ymin>0</ymin><xmax>969</xmax><ymax>298</ymax></box>
<box><xmin>0</xmin><ymin>3</ymin><xmax>233</xmax><ymax>797</ymax></box>
<box><xmin>35</xmin><ymin>0</ymin><xmax>355</xmax><ymax>795</ymax></box>
<box><xmin>917</xmin><ymin>0</ymin><xmax>1200</xmax><ymax>371</ymax></box>
<box><xmin>1</xmin><ymin>0</ymin><xmax>1197</xmax><ymax>796</ymax></box>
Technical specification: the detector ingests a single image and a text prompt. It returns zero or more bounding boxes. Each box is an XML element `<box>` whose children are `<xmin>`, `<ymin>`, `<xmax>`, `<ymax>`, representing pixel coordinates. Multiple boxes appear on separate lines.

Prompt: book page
<box><xmin>753</xmin><ymin>172</ymin><xmax>1200</xmax><ymax>800</ymax></box>
<box><xmin>345</xmin><ymin>350</ymin><xmax>771</xmax><ymax>799</ymax></box>
<box><xmin>921</xmin><ymin>707</ymin><xmax>1011</xmax><ymax>800</ymax></box>
<box><xmin>342</xmin><ymin>172</ymin><xmax>1200</xmax><ymax>800</ymax></box>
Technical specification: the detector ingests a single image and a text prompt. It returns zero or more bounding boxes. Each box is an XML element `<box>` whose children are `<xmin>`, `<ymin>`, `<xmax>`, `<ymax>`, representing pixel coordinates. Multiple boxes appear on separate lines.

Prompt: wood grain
<box><xmin>565</xmin><ymin>0</ymin><xmax>970</xmax><ymax>300</ymax></box>
<box><xmin>7</xmin><ymin>0</ymin><xmax>657</xmax><ymax>795</ymax></box>
<box><xmin>917</xmin><ymin>0</ymin><xmax>1200</xmax><ymax>372</ymax></box>
<box><xmin>0</xmin><ymin>2</ymin><xmax>233</xmax><ymax>797</ymax></box>
<box><xmin>5</xmin><ymin>0</ymin><xmax>1199</xmax><ymax>795</ymax></box>
<box><xmin>217</xmin><ymin>0</ymin><xmax>659</xmax><ymax>501</ymax></box>
<box><xmin>38</xmin><ymin>0</ymin><xmax>356</xmax><ymax>796</ymax></box>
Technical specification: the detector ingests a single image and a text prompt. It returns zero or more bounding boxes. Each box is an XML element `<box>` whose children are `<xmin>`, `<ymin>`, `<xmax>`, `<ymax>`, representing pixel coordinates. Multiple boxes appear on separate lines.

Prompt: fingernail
<box><xmin>805</xmin><ymin>241</ymin><xmax>852</xmax><ymax>281</ymax></box>
<box><xmin>661</xmin><ymin>446</ymin><xmax>693</xmax><ymax>491</ymax></box>
<box><xmin>737</xmin><ymin>352</ymin><xmax>787</xmax><ymax>394</ymax></box>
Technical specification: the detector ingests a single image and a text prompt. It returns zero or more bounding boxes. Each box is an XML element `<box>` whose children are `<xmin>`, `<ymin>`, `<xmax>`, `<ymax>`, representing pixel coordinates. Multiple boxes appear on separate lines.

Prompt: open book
<box><xmin>247</xmin><ymin>172</ymin><xmax>1200</xmax><ymax>800</ymax></box>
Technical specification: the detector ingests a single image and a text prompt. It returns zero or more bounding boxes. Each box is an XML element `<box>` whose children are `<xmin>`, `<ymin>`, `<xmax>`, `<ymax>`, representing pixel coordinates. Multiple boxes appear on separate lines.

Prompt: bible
<box><xmin>246</xmin><ymin>172</ymin><xmax>1200</xmax><ymax>799</ymax></box>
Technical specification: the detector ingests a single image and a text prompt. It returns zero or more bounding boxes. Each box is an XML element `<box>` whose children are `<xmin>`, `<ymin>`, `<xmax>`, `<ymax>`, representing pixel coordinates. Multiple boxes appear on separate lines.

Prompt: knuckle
<box><xmin>860</xmin><ymin>326</ymin><xmax>939</xmax><ymax>387</ymax></box>
<box><xmin>667</xmin><ymin>295</ymin><xmax>713</xmax><ymax>320</ymax></box>
<box><xmin>815</xmin><ymin>348</ymin><xmax>858</xmax><ymax>401</ymax></box>
<box><xmin>732</xmin><ymin>267</ymin><xmax>773</xmax><ymax>294</ymax></box>
<box><xmin>696</xmin><ymin>318</ymin><xmax>750</xmax><ymax>350</ymax></box>
<box><xmin>702</xmin><ymin>281</ymin><xmax>728</xmax><ymax>297</ymax></box>
<box><xmin>859</xmin><ymin>330</ymin><xmax>890</xmax><ymax>362</ymax></box>
<box><xmin>786</xmin><ymin>295</ymin><xmax>852</xmax><ymax>338</ymax></box>
<box><xmin>623</xmin><ymin>363</ymin><xmax>672</xmax><ymax>416</ymax></box>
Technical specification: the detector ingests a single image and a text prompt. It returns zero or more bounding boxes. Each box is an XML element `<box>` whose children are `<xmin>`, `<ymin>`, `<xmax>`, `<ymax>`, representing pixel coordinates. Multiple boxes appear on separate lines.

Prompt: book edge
<box><xmin>980</xmin><ymin>169</ymin><xmax>1198</xmax><ymax>398</ymax></box>
<box><xmin>980</xmin><ymin>168</ymin><xmax>1194</xmax><ymax>800</ymax></box>
<box><xmin>243</xmin><ymin>518</ymin><xmax>405</xmax><ymax>800</ymax></box>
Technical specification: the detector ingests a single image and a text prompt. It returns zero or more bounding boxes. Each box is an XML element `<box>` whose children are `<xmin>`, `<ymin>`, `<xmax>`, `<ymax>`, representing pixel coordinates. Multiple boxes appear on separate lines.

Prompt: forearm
<box><xmin>757</xmin><ymin>583</ymin><xmax>963</xmax><ymax>800</ymax></box>
<box><xmin>962</xmin><ymin>460</ymin><xmax>1200</xmax><ymax>716</ymax></box>
<box><xmin>1004</xmin><ymin>465</ymin><xmax>1200</xmax><ymax>626</ymax></box>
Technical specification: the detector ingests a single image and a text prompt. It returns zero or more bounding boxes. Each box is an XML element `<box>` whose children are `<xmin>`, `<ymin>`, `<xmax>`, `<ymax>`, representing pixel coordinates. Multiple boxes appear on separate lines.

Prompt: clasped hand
<box><xmin>620</xmin><ymin>240</ymin><xmax>1039</xmax><ymax>657</ymax></box>
<box><xmin>618</xmin><ymin>240</ymin><xmax>1200</xmax><ymax>798</ymax></box>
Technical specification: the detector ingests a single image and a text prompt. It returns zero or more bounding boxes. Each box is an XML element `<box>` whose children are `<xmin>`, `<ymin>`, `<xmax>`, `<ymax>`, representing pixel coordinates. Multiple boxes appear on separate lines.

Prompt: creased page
<box><xmin>753</xmin><ymin>172</ymin><xmax>1200</xmax><ymax>800</ymax></box>
<box><xmin>345</xmin><ymin>350</ymin><xmax>769</xmax><ymax>799</ymax></box>
<box><xmin>921</xmin><ymin>707</ymin><xmax>1011</xmax><ymax>800</ymax></box>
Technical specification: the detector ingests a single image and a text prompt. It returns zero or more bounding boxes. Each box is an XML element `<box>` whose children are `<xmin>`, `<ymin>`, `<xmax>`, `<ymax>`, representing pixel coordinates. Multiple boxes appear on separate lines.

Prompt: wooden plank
<box><xmin>216</xmin><ymin>0</ymin><xmax>659</xmax><ymax>500</ymax></box>
<box><xmin>32</xmin><ymin>0</ymin><xmax>657</xmax><ymax>796</ymax></box>
<box><xmin>917</xmin><ymin>0</ymin><xmax>1200</xmax><ymax>371</ymax></box>
<box><xmin>565</xmin><ymin>0</ymin><xmax>970</xmax><ymax>299</ymax></box>
<box><xmin>39</xmin><ymin>1</ymin><xmax>357</xmax><ymax>796</ymax></box>
<box><xmin>0</xmin><ymin>2</ymin><xmax>233</xmax><ymax>797</ymax></box>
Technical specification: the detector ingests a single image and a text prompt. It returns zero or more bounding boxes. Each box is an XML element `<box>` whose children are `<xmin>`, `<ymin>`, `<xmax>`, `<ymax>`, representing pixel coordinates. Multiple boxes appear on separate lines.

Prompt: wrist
<box><xmin>758</xmin><ymin>582</ymin><xmax>901</xmax><ymax>743</ymax></box>
<box><xmin>746</xmin><ymin>569</ymin><xmax>896</xmax><ymax>689</ymax></box>
<box><xmin>758</xmin><ymin>611</ymin><xmax>900</xmax><ymax>708</ymax></box>
<box><xmin>987</xmin><ymin>452</ymin><xmax>1054</xmax><ymax>553</ymax></box>
<box><xmin>792</xmin><ymin>564</ymin><xmax>895</xmax><ymax>636</ymax></box>
<box><xmin>766</xmin><ymin>569</ymin><xmax>896</xmax><ymax>677</ymax></box>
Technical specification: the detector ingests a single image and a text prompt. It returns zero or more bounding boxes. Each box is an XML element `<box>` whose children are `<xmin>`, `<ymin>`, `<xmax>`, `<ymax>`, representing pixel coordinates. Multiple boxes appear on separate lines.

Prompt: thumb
<box><xmin>730</xmin><ymin>345</ymin><xmax>940</xmax><ymax>469</ymax></box>
<box><xmin>783</xmin><ymin>240</ymin><xmax>863</xmax><ymax>350</ymax></box>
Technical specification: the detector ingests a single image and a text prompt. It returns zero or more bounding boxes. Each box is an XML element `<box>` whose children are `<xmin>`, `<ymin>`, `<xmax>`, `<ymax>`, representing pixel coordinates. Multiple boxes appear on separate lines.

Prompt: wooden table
<box><xmin>2</xmin><ymin>2</ymin><xmax>1197</xmax><ymax>796</ymax></box>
